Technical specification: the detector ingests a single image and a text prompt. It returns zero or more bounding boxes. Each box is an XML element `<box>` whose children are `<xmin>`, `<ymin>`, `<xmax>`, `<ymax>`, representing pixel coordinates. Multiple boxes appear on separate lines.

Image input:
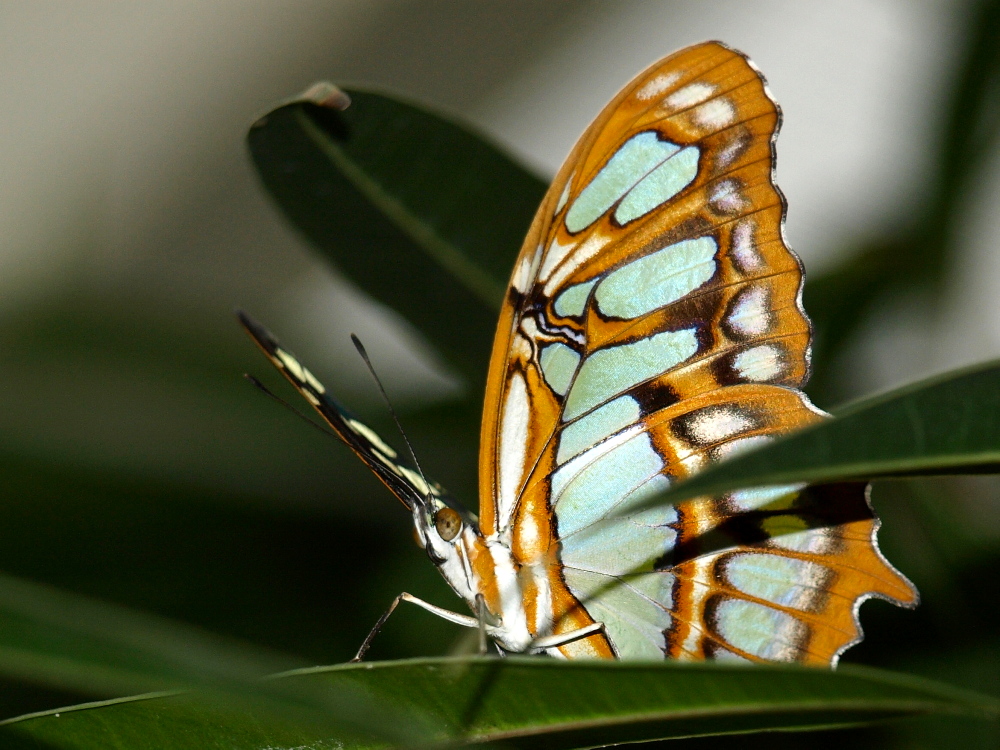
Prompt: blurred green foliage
<box><xmin>0</xmin><ymin>0</ymin><xmax>998</xmax><ymax>747</ymax></box>
<box><xmin>7</xmin><ymin>658</ymin><xmax>996</xmax><ymax>749</ymax></box>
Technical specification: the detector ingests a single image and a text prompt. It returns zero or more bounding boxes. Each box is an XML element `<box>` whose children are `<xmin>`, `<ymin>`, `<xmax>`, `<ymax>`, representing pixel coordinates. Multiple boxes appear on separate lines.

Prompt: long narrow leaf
<box><xmin>2</xmin><ymin>657</ymin><xmax>996</xmax><ymax>749</ymax></box>
<box><xmin>0</xmin><ymin>572</ymin><xmax>421</xmax><ymax>742</ymax></box>
<box><xmin>247</xmin><ymin>83</ymin><xmax>546</xmax><ymax>387</ymax></box>
<box><xmin>0</xmin><ymin>571</ymin><xmax>296</xmax><ymax>697</ymax></box>
<box><xmin>641</xmin><ymin>359</ymin><xmax>1000</xmax><ymax>508</ymax></box>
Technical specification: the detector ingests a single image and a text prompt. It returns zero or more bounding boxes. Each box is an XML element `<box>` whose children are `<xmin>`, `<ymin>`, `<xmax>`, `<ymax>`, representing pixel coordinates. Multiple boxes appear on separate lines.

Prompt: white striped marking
<box><xmin>497</xmin><ymin>373</ymin><xmax>530</xmax><ymax>529</ymax></box>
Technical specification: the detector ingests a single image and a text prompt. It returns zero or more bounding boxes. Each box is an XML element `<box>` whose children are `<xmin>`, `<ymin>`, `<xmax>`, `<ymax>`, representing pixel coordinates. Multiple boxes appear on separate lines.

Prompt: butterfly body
<box><xmin>242</xmin><ymin>41</ymin><xmax>916</xmax><ymax>664</ymax></box>
<box><xmin>238</xmin><ymin>312</ymin><xmax>582</xmax><ymax>655</ymax></box>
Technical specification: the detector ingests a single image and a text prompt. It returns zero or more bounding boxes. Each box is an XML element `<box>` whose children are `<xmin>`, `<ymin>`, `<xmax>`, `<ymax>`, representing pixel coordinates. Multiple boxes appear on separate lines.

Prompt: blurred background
<box><xmin>0</xmin><ymin>0</ymin><xmax>998</xmax><ymax>746</ymax></box>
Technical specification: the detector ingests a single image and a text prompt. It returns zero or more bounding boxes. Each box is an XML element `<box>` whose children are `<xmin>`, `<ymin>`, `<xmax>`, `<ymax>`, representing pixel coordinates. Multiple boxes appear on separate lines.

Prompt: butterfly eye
<box><xmin>434</xmin><ymin>508</ymin><xmax>462</xmax><ymax>541</ymax></box>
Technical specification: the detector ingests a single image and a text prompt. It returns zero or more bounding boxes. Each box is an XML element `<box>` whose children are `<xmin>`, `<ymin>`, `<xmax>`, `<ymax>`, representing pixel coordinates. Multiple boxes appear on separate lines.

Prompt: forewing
<box><xmin>480</xmin><ymin>41</ymin><xmax>803</xmax><ymax>536</ymax></box>
<box><xmin>478</xmin><ymin>42</ymin><xmax>917</xmax><ymax>661</ymax></box>
<box><xmin>238</xmin><ymin>311</ymin><xmax>450</xmax><ymax>510</ymax></box>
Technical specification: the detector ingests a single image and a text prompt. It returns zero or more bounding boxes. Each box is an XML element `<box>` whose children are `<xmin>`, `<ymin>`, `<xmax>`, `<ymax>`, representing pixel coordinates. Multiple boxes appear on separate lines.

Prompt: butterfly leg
<box><xmin>475</xmin><ymin>593</ymin><xmax>491</xmax><ymax>655</ymax></box>
<box><xmin>351</xmin><ymin>592</ymin><xmax>479</xmax><ymax>662</ymax></box>
<box><xmin>530</xmin><ymin>621</ymin><xmax>606</xmax><ymax>651</ymax></box>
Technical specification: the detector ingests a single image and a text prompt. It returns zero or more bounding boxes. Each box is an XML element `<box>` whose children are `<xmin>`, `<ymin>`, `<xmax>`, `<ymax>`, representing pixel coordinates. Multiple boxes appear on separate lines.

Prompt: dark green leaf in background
<box><xmin>247</xmin><ymin>83</ymin><xmax>547</xmax><ymax>391</ymax></box>
<box><xmin>0</xmin><ymin>571</ymin><xmax>295</xmax><ymax>697</ymax></box>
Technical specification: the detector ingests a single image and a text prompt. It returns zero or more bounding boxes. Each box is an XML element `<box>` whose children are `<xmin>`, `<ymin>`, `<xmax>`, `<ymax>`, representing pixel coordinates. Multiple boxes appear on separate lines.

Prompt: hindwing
<box><xmin>479</xmin><ymin>42</ymin><xmax>917</xmax><ymax>661</ymax></box>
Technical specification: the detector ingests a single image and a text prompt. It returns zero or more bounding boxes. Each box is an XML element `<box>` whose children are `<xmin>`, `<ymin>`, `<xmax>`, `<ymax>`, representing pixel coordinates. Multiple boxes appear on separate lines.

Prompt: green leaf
<box><xmin>923</xmin><ymin>0</ymin><xmax>1000</xmax><ymax>273</ymax></box>
<box><xmin>644</xmin><ymin>359</ymin><xmax>1000</xmax><ymax>508</ymax></box>
<box><xmin>0</xmin><ymin>572</ymin><xmax>430</xmax><ymax>743</ymax></box>
<box><xmin>2</xmin><ymin>657</ymin><xmax>996</xmax><ymax>749</ymax></box>
<box><xmin>247</xmin><ymin>83</ymin><xmax>547</xmax><ymax>388</ymax></box>
<box><xmin>0</xmin><ymin>570</ymin><xmax>301</xmax><ymax>697</ymax></box>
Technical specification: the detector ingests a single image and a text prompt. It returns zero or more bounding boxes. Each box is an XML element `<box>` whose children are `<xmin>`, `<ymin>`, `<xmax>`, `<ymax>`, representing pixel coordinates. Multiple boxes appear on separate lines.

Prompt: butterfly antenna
<box><xmin>351</xmin><ymin>334</ymin><xmax>433</xmax><ymax>503</ymax></box>
<box><xmin>243</xmin><ymin>373</ymin><xmax>340</xmax><ymax>442</ymax></box>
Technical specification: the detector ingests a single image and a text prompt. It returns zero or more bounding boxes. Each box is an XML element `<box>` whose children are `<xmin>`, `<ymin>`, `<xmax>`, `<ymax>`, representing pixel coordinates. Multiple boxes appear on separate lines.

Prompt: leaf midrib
<box><xmin>296</xmin><ymin>108</ymin><xmax>507</xmax><ymax>310</ymax></box>
<box><xmin>464</xmin><ymin>698</ymin><xmax>960</xmax><ymax>742</ymax></box>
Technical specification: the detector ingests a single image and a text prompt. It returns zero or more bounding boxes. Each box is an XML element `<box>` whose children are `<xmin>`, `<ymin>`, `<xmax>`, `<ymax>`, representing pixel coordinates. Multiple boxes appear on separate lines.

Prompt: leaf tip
<box><xmin>300</xmin><ymin>82</ymin><xmax>352</xmax><ymax>111</ymax></box>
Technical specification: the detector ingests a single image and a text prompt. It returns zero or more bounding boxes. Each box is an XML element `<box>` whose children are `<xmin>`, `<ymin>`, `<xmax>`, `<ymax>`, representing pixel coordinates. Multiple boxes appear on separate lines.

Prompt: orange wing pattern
<box><xmin>477</xmin><ymin>42</ymin><xmax>917</xmax><ymax>661</ymax></box>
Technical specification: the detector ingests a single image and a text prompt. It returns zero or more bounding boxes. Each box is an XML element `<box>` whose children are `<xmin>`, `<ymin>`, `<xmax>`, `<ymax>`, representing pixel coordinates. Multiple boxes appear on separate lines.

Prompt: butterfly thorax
<box><xmin>415</xmin><ymin>496</ymin><xmax>609</xmax><ymax>655</ymax></box>
<box><xmin>408</xmin><ymin>497</ymin><xmax>527</xmax><ymax>652</ymax></box>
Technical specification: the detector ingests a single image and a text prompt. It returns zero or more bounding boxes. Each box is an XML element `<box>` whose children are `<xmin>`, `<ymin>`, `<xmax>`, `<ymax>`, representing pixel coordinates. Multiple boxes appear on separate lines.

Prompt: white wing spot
<box><xmin>687</xmin><ymin>406</ymin><xmax>755</xmax><ymax>445</ymax></box>
<box><xmin>666</xmin><ymin>82</ymin><xmax>715</xmax><ymax>110</ymax></box>
<box><xmin>399</xmin><ymin>465</ymin><xmax>430</xmax><ymax>496</ymax></box>
<box><xmin>714</xmin><ymin>434</ymin><xmax>771</xmax><ymax>463</ymax></box>
<box><xmin>711</xmin><ymin>179</ymin><xmax>746</xmax><ymax>213</ymax></box>
<box><xmin>554</xmin><ymin>176</ymin><xmax>574</xmax><ymax>215</ymax></box>
<box><xmin>538</xmin><ymin>235</ymin><xmax>576</xmax><ymax>282</ymax></box>
<box><xmin>302</xmin><ymin>367</ymin><xmax>326</xmax><ymax>394</ymax></box>
<box><xmin>733</xmin><ymin>344</ymin><xmax>784</xmax><ymax>382</ymax></box>
<box><xmin>372</xmin><ymin>450</ymin><xmax>402</xmax><ymax>474</ymax></box>
<box><xmin>276</xmin><ymin>349</ymin><xmax>305</xmax><ymax>382</ymax></box>
<box><xmin>717</xmin><ymin>132</ymin><xmax>749</xmax><ymax>169</ymax></box>
<box><xmin>511</xmin><ymin>332</ymin><xmax>532</xmax><ymax>361</ymax></box>
<box><xmin>543</xmin><ymin>232</ymin><xmax>610</xmax><ymax>297</ymax></box>
<box><xmin>731</xmin><ymin>220</ymin><xmax>762</xmax><ymax>273</ymax></box>
<box><xmin>274</xmin><ymin>349</ymin><xmax>326</xmax><ymax>394</ymax></box>
<box><xmin>635</xmin><ymin>72</ymin><xmax>681</xmax><ymax>101</ymax></box>
<box><xmin>513</xmin><ymin>243</ymin><xmax>542</xmax><ymax>293</ymax></box>
<box><xmin>694</xmin><ymin>98</ymin><xmax>736</xmax><ymax>129</ymax></box>
<box><xmin>727</xmin><ymin>286</ymin><xmax>771</xmax><ymax>337</ymax></box>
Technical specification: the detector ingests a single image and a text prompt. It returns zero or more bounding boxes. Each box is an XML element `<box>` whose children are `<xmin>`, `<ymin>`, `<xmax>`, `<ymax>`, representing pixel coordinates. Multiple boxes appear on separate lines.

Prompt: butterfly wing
<box><xmin>237</xmin><ymin>311</ymin><xmax>450</xmax><ymax>510</ymax></box>
<box><xmin>479</xmin><ymin>42</ymin><xmax>917</xmax><ymax>661</ymax></box>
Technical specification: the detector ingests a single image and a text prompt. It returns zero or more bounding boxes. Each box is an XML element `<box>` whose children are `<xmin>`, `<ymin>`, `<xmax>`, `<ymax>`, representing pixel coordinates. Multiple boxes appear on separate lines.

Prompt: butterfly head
<box><xmin>409</xmin><ymin>493</ymin><xmax>488</xmax><ymax>609</ymax></box>
<box><xmin>410</xmin><ymin>493</ymin><xmax>478</xmax><ymax>564</ymax></box>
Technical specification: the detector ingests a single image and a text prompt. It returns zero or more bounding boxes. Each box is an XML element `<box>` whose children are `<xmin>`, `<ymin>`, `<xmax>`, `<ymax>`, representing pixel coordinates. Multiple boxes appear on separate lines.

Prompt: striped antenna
<box><xmin>350</xmin><ymin>334</ymin><xmax>433</xmax><ymax>505</ymax></box>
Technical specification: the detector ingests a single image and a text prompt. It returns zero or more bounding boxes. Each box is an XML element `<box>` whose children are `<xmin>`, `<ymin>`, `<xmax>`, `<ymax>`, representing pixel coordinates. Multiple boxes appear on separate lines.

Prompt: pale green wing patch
<box><xmin>557</xmin><ymin>396</ymin><xmax>641</xmax><ymax>464</ymax></box>
<box><xmin>554</xmin><ymin>278</ymin><xmax>598</xmax><ymax>318</ymax></box>
<box><xmin>595</xmin><ymin>237</ymin><xmax>718</xmax><ymax>319</ymax></box>
<box><xmin>712</xmin><ymin>599</ymin><xmax>808</xmax><ymax>662</ymax></box>
<box><xmin>565</xmin><ymin>132</ymin><xmax>699</xmax><ymax>233</ymax></box>
<box><xmin>614</xmin><ymin>146</ymin><xmax>699</xmax><ymax>225</ymax></box>
<box><xmin>563</xmin><ymin>328</ymin><xmax>699</xmax><ymax>420</ymax></box>
<box><xmin>563</xmin><ymin>568</ymin><xmax>675</xmax><ymax>659</ymax></box>
<box><xmin>539</xmin><ymin>343</ymin><xmax>581</xmax><ymax>396</ymax></box>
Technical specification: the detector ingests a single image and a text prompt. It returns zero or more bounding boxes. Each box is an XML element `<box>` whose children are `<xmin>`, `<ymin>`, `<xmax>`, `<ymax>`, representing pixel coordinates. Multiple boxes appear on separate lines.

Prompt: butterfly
<box><xmin>240</xmin><ymin>41</ymin><xmax>917</xmax><ymax>664</ymax></box>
